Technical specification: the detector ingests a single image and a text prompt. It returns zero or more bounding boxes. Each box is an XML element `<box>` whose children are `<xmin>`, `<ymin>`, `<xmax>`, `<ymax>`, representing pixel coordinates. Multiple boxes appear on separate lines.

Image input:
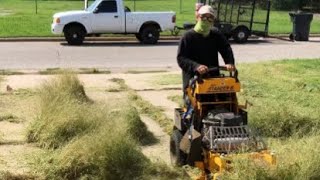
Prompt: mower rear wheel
<box><xmin>170</xmin><ymin>129</ymin><xmax>187</xmax><ymax>166</ymax></box>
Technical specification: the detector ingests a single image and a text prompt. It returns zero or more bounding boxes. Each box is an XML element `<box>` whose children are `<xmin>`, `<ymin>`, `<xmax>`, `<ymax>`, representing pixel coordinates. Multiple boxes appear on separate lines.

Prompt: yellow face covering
<box><xmin>194</xmin><ymin>20</ymin><xmax>212</xmax><ymax>37</ymax></box>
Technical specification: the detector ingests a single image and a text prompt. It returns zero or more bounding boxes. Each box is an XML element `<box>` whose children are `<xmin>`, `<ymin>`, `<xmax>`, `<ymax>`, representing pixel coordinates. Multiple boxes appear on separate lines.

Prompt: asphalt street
<box><xmin>0</xmin><ymin>37</ymin><xmax>319</xmax><ymax>71</ymax></box>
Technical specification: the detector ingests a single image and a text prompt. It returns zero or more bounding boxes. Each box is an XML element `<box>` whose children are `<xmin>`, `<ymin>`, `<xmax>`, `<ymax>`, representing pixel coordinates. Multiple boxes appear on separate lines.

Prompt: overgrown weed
<box><xmin>29</xmin><ymin>73</ymin><xmax>186</xmax><ymax>179</ymax></box>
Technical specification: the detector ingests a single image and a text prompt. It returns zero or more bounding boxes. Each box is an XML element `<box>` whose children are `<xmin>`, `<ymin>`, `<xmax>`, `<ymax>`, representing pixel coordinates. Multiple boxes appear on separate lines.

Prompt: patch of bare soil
<box><xmin>0</xmin><ymin>144</ymin><xmax>40</xmax><ymax>175</ymax></box>
<box><xmin>137</xmin><ymin>90</ymin><xmax>181</xmax><ymax>118</ymax></box>
<box><xmin>0</xmin><ymin>94</ymin><xmax>41</xmax><ymax>177</ymax></box>
<box><xmin>0</xmin><ymin>121</ymin><xmax>24</xmax><ymax>143</ymax></box>
<box><xmin>140</xmin><ymin>115</ymin><xmax>171</xmax><ymax>164</ymax></box>
<box><xmin>118</xmin><ymin>72</ymin><xmax>181</xmax><ymax>90</ymax></box>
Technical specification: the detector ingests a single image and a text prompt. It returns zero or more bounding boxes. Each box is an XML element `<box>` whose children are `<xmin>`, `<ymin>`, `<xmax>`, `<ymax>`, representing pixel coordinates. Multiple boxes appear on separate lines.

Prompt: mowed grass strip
<box><xmin>27</xmin><ymin>73</ymin><xmax>188</xmax><ymax>179</ymax></box>
<box><xmin>0</xmin><ymin>0</ymin><xmax>319</xmax><ymax>37</ymax></box>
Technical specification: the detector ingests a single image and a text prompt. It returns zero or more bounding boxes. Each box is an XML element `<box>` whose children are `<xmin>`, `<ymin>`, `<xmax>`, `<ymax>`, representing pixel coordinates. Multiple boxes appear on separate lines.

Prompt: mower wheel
<box><xmin>170</xmin><ymin>129</ymin><xmax>187</xmax><ymax>166</ymax></box>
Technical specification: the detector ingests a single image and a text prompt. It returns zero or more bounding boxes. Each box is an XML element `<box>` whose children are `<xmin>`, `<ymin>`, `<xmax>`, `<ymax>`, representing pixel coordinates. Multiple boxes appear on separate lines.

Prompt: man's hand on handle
<box><xmin>196</xmin><ymin>65</ymin><xmax>209</xmax><ymax>75</ymax></box>
<box><xmin>225</xmin><ymin>64</ymin><xmax>236</xmax><ymax>71</ymax></box>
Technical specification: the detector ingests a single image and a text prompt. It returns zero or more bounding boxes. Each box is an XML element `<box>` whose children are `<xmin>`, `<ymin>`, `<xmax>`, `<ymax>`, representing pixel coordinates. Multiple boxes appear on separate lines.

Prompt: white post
<box><xmin>84</xmin><ymin>0</ymin><xmax>88</xmax><ymax>9</ymax></box>
<box><xmin>35</xmin><ymin>0</ymin><xmax>38</xmax><ymax>14</ymax></box>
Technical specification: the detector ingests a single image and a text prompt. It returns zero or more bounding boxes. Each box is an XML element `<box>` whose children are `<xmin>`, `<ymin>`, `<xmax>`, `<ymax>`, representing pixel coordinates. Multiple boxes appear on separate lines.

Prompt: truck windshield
<box><xmin>86</xmin><ymin>0</ymin><xmax>100</xmax><ymax>12</ymax></box>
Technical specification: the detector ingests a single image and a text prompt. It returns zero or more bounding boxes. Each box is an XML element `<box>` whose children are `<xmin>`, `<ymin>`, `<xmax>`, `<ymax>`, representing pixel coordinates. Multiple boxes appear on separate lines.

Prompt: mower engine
<box><xmin>202</xmin><ymin>109</ymin><xmax>257</xmax><ymax>153</ymax></box>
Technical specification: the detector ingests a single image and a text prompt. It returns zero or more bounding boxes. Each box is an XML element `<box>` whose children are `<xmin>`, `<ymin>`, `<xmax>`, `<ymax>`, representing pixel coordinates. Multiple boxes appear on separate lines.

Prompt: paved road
<box><xmin>0</xmin><ymin>37</ymin><xmax>319</xmax><ymax>71</ymax></box>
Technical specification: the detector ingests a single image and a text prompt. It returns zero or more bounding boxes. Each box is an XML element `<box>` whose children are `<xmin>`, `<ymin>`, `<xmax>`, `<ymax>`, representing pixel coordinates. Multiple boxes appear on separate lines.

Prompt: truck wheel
<box><xmin>140</xmin><ymin>25</ymin><xmax>160</xmax><ymax>44</ymax></box>
<box><xmin>64</xmin><ymin>25</ymin><xmax>85</xmax><ymax>45</ymax></box>
<box><xmin>170</xmin><ymin>129</ymin><xmax>187</xmax><ymax>166</ymax></box>
<box><xmin>233</xmin><ymin>26</ymin><xmax>249</xmax><ymax>43</ymax></box>
<box><xmin>135</xmin><ymin>33</ymin><xmax>142</xmax><ymax>42</ymax></box>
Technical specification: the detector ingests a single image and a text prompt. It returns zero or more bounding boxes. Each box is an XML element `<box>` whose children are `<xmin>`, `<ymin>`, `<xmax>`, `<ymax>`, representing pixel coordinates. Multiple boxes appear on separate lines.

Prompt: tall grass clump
<box><xmin>48</xmin><ymin>123</ymin><xmax>148</xmax><ymax>179</ymax></box>
<box><xmin>222</xmin><ymin>134</ymin><xmax>320</xmax><ymax>180</ymax></box>
<box><xmin>27</xmin><ymin>73</ymin><xmax>91</xmax><ymax>148</ymax></box>
<box><xmin>41</xmin><ymin>104</ymin><xmax>184</xmax><ymax>179</ymax></box>
<box><xmin>38</xmin><ymin>72</ymin><xmax>88</xmax><ymax>103</ymax></box>
<box><xmin>29</xmin><ymin>73</ymin><xmax>186</xmax><ymax>179</ymax></box>
<box><xmin>237</xmin><ymin>59</ymin><xmax>320</xmax><ymax>137</ymax></box>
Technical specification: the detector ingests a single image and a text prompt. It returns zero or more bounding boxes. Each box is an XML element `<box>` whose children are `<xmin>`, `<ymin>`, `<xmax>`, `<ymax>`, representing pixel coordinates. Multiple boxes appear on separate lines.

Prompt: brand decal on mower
<box><xmin>208</xmin><ymin>85</ymin><xmax>235</xmax><ymax>92</ymax></box>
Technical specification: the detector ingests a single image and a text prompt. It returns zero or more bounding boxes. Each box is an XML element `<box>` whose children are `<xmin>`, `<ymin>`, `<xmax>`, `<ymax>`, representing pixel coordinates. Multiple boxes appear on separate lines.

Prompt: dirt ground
<box><xmin>0</xmin><ymin>72</ymin><xmax>181</xmax><ymax>176</ymax></box>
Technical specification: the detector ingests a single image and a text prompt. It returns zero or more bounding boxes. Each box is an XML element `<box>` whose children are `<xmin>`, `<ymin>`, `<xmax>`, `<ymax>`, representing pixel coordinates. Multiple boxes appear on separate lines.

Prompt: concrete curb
<box><xmin>0</xmin><ymin>34</ymin><xmax>319</xmax><ymax>42</ymax></box>
<box><xmin>0</xmin><ymin>36</ymin><xmax>181</xmax><ymax>42</ymax></box>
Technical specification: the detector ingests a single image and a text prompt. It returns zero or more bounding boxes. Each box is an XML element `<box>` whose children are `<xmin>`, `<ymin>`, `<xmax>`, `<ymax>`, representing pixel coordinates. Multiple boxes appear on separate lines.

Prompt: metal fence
<box><xmin>0</xmin><ymin>0</ymin><xmax>319</xmax><ymax>37</ymax></box>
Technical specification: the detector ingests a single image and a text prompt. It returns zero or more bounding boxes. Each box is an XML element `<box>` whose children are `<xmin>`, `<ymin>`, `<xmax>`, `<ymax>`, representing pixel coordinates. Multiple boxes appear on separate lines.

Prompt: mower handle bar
<box><xmin>189</xmin><ymin>66</ymin><xmax>239</xmax><ymax>89</ymax></box>
<box><xmin>198</xmin><ymin>66</ymin><xmax>238</xmax><ymax>78</ymax></box>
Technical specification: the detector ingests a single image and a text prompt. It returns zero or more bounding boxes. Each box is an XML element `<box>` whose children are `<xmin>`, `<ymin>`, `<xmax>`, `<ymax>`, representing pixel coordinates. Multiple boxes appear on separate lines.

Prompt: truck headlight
<box><xmin>53</xmin><ymin>17</ymin><xmax>61</xmax><ymax>24</ymax></box>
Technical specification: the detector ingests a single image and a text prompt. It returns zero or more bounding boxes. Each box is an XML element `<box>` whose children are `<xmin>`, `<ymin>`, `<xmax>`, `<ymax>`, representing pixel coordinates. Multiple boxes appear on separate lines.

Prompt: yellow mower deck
<box><xmin>195</xmin><ymin>150</ymin><xmax>276</xmax><ymax>180</ymax></box>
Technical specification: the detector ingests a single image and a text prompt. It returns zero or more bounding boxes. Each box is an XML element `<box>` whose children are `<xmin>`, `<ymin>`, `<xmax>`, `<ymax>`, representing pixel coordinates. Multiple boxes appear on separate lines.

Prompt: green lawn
<box><xmin>0</xmin><ymin>0</ymin><xmax>319</xmax><ymax>37</ymax></box>
<box><xmin>160</xmin><ymin>59</ymin><xmax>320</xmax><ymax>179</ymax></box>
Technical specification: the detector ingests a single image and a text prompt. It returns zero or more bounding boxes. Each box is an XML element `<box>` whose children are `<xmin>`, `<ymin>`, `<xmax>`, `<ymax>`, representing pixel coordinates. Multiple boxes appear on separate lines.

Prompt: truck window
<box><xmin>96</xmin><ymin>0</ymin><xmax>117</xmax><ymax>13</ymax></box>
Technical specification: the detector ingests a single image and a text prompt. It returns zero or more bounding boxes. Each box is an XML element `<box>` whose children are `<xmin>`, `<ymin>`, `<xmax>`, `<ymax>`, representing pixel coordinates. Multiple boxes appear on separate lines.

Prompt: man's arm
<box><xmin>216</xmin><ymin>32</ymin><xmax>235</xmax><ymax>65</ymax></box>
<box><xmin>177</xmin><ymin>33</ymin><xmax>200</xmax><ymax>74</ymax></box>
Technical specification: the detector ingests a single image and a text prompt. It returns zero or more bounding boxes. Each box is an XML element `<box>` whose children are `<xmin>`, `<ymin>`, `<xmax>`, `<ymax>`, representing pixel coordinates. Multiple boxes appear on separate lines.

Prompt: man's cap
<box><xmin>198</xmin><ymin>5</ymin><xmax>215</xmax><ymax>16</ymax></box>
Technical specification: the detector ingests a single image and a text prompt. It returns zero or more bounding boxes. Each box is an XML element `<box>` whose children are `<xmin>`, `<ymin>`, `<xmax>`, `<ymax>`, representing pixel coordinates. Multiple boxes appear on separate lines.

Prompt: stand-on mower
<box><xmin>170</xmin><ymin>67</ymin><xmax>276</xmax><ymax>180</ymax></box>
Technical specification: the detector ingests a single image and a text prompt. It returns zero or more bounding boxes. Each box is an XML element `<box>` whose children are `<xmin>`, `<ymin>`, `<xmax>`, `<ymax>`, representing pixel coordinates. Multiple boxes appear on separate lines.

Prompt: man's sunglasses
<box><xmin>200</xmin><ymin>16</ymin><xmax>214</xmax><ymax>22</ymax></box>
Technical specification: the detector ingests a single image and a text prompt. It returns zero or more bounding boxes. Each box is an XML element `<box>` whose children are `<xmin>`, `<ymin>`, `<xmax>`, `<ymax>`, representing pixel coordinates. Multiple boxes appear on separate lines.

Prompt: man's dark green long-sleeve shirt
<box><xmin>177</xmin><ymin>28</ymin><xmax>235</xmax><ymax>89</ymax></box>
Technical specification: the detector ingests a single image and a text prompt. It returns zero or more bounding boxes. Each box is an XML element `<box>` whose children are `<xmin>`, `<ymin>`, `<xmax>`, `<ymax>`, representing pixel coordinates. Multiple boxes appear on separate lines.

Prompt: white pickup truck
<box><xmin>51</xmin><ymin>0</ymin><xmax>176</xmax><ymax>45</ymax></box>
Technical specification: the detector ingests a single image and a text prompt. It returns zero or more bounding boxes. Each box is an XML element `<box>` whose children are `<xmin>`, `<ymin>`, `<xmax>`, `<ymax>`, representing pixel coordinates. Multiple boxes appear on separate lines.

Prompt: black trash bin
<box><xmin>289</xmin><ymin>12</ymin><xmax>313</xmax><ymax>41</ymax></box>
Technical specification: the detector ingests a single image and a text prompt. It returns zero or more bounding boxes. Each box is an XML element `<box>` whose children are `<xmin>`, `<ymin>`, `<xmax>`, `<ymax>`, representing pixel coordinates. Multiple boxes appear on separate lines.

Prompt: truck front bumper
<box><xmin>51</xmin><ymin>23</ymin><xmax>64</xmax><ymax>34</ymax></box>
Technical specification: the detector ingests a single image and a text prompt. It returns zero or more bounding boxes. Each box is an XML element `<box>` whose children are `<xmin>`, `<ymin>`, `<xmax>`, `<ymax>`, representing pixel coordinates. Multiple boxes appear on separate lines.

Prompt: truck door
<box><xmin>91</xmin><ymin>0</ymin><xmax>122</xmax><ymax>33</ymax></box>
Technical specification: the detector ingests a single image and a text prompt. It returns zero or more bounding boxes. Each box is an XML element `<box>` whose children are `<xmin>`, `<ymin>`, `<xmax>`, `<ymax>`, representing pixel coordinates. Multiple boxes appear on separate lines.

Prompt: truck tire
<box><xmin>170</xmin><ymin>129</ymin><xmax>187</xmax><ymax>166</ymax></box>
<box><xmin>233</xmin><ymin>26</ymin><xmax>249</xmax><ymax>43</ymax></box>
<box><xmin>139</xmin><ymin>25</ymin><xmax>160</xmax><ymax>44</ymax></box>
<box><xmin>64</xmin><ymin>25</ymin><xmax>86</xmax><ymax>45</ymax></box>
<box><xmin>135</xmin><ymin>33</ymin><xmax>142</xmax><ymax>42</ymax></box>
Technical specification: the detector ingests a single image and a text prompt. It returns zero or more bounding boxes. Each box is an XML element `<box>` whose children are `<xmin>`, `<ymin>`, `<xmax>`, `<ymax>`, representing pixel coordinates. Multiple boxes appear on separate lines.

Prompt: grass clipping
<box><xmin>28</xmin><ymin>73</ymin><xmax>185</xmax><ymax>179</ymax></box>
